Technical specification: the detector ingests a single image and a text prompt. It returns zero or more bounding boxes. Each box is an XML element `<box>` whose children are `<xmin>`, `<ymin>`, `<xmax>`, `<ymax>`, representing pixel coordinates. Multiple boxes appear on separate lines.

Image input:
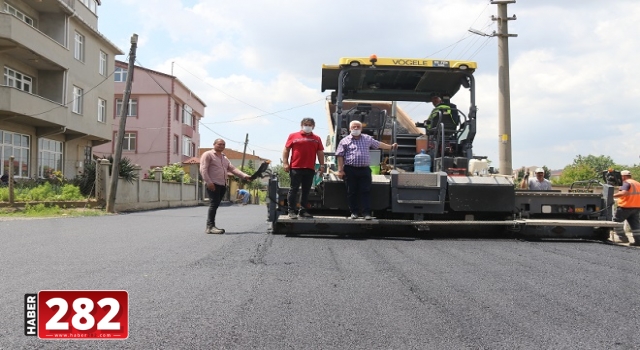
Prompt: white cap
<box><xmin>535</xmin><ymin>168</ymin><xmax>544</xmax><ymax>173</ymax></box>
<box><xmin>621</xmin><ymin>170</ymin><xmax>631</xmax><ymax>176</ymax></box>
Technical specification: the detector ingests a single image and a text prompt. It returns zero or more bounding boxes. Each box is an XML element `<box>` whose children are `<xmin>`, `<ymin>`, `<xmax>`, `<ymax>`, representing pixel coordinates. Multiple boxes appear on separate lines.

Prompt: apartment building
<box><xmin>0</xmin><ymin>0</ymin><xmax>122</xmax><ymax>179</ymax></box>
<box><xmin>93</xmin><ymin>61</ymin><xmax>206</xmax><ymax>173</ymax></box>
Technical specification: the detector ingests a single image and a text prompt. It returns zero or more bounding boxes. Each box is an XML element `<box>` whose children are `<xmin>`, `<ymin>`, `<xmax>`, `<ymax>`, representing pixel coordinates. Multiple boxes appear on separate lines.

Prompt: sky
<box><xmin>97</xmin><ymin>0</ymin><xmax>640</xmax><ymax>171</ymax></box>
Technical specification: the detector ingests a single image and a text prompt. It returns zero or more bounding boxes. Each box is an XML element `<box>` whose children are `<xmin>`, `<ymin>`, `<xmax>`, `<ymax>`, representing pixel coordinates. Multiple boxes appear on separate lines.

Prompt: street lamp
<box><xmin>468</xmin><ymin>28</ymin><xmax>494</xmax><ymax>37</ymax></box>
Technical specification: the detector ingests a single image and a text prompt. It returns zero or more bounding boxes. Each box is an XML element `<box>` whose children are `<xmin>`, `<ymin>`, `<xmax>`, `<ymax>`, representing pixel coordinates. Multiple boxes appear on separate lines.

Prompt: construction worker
<box><xmin>528</xmin><ymin>168</ymin><xmax>552</xmax><ymax>190</ymax></box>
<box><xmin>612</xmin><ymin>170</ymin><xmax>640</xmax><ymax>246</ymax></box>
<box><xmin>236</xmin><ymin>188</ymin><xmax>251</xmax><ymax>205</ymax></box>
<box><xmin>426</xmin><ymin>95</ymin><xmax>458</xmax><ymax>130</ymax></box>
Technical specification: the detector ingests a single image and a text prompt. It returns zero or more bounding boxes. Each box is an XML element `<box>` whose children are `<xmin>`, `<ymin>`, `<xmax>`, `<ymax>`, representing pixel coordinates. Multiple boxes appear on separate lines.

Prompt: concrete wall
<box><xmin>96</xmin><ymin>159</ymin><xmax>200</xmax><ymax>212</ymax></box>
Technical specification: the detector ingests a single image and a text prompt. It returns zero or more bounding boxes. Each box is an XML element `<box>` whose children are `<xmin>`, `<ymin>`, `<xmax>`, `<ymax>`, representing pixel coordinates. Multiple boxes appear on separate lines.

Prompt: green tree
<box><xmin>271</xmin><ymin>165</ymin><xmax>290</xmax><ymax>187</ymax></box>
<box><xmin>572</xmin><ymin>155</ymin><xmax>616</xmax><ymax>173</ymax></box>
<box><xmin>554</xmin><ymin>154</ymin><xmax>618</xmax><ymax>185</ymax></box>
<box><xmin>541</xmin><ymin>165</ymin><xmax>551</xmax><ymax>180</ymax></box>
<box><xmin>557</xmin><ymin>164</ymin><xmax>598</xmax><ymax>185</ymax></box>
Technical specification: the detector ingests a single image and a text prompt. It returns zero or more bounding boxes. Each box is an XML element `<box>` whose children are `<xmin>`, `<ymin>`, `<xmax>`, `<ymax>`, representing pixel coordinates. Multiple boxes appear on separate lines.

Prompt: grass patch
<box><xmin>0</xmin><ymin>204</ymin><xmax>108</xmax><ymax>218</ymax></box>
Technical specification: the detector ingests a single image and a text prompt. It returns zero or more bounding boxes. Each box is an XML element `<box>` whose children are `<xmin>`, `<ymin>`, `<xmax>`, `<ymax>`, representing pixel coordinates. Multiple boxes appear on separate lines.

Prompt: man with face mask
<box><xmin>283</xmin><ymin>118</ymin><xmax>325</xmax><ymax>219</ymax></box>
<box><xmin>335</xmin><ymin>120</ymin><xmax>398</xmax><ymax>220</ymax></box>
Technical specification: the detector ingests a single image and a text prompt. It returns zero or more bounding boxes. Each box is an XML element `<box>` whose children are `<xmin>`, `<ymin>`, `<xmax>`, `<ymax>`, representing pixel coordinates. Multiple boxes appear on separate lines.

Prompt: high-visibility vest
<box><xmin>618</xmin><ymin>179</ymin><xmax>640</xmax><ymax>208</ymax></box>
<box><xmin>428</xmin><ymin>104</ymin><xmax>456</xmax><ymax>126</ymax></box>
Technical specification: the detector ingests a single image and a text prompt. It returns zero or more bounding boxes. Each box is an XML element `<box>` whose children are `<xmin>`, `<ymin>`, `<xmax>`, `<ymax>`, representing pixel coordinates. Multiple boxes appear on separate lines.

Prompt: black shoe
<box><xmin>629</xmin><ymin>241</ymin><xmax>640</xmax><ymax>247</ymax></box>
<box><xmin>288</xmin><ymin>211</ymin><xmax>298</xmax><ymax>219</ymax></box>
<box><xmin>298</xmin><ymin>209</ymin><xmax>313</xmax><ymax>219</ymax></box>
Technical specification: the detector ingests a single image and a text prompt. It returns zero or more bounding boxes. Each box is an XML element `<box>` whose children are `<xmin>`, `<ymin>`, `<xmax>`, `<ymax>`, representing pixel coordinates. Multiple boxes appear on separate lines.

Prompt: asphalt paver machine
<box><xmin>265</xmin><ymin>56</ymin><xmax>622</xmax><ymax>238</ymax></box>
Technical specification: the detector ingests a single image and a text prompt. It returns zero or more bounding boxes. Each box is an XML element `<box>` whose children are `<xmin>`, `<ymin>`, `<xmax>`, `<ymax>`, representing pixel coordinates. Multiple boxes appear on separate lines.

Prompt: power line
<box><xmin>201</xmin><ymin>98</ymin><xmax>324</xmax><ymax>125</ymax></box>
<box><xmin>28</xmin><ymin>61</ymin><xmax>120</xmax><ymax>118</ymax></box>
<box><xmin>173</xmin><ymin>61</ymin><xmax>320</xmax><ymax>125</ymax></box>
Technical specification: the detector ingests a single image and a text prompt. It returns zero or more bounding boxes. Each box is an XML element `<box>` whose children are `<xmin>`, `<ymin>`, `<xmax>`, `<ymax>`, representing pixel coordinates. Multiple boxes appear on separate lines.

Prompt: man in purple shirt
<box><xmin>336</xmin><ymin>120</ymin><xmax>397</xmax><ymax>220</ymax></box>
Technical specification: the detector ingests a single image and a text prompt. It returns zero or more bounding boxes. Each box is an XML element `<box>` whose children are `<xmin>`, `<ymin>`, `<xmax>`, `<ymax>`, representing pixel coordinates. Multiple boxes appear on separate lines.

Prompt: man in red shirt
<box><xmin>282</xmin><ymin>118</ymin><xmax>325</xmax><ymax>219</ymax></box>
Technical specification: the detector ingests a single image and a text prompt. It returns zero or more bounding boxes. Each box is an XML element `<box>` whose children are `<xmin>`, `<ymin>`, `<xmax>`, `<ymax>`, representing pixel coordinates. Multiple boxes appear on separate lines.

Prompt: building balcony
<box><xmin>0</xmin><ymin>86</ymin><xmax>67</xmax><ymax>128</ymax></box>
<box><xmin>0</xmin><ymin>86</ymin><xmax>111</xmax><ymax>145</ymax></box>
<box><xmin>0</xmin><ymin>13</ymin><xmax>68</xmax><ymax>72</ymax></box>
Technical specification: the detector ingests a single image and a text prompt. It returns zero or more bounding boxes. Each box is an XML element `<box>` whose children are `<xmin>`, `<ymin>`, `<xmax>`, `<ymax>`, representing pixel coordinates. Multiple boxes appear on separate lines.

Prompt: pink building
<box><xmin>94</xmin><ymin>60</ymin><xmax>206</xmax><ymax>172</ymax></box>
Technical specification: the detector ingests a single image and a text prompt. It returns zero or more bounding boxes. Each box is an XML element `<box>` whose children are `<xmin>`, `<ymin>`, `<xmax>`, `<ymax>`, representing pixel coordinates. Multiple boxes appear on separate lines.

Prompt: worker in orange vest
<box><xmin>612</xmin><ymin>170</ymin><xmax>640</xmax><ymax>246</ymax></box>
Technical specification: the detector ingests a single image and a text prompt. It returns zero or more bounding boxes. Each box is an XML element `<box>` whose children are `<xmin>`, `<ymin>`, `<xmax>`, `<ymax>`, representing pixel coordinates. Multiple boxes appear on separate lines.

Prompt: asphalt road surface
<box><xmin>1</xmin><ymin>204</ymin><xmax>639</xmax><ymax>349</ymax></box>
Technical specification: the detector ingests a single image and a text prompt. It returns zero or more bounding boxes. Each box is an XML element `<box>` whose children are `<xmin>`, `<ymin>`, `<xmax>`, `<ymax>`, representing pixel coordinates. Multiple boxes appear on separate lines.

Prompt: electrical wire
<box><xmin>27</xmin><ymin>62</ymin><xmax>119</xmax><ymax>117</ymax></box>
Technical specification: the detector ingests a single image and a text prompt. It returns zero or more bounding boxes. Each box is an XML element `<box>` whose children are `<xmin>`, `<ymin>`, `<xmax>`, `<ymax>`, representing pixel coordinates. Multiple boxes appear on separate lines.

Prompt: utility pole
<box><xmin>106</xmin><ymin>34</ymin><xmax>138</xmax><ymax>213</ymax></box>
<box><xmin>240</xmin><ymin>134</ymin><xmax>249</xmax><ymax>169</ymax></box>
<box><xmin>492</xmin><ymin>0</ymin><xmax>517</xmax><ymax>175</ymax></box>
<box><xmin>239</xmin><ymin>133</ymin><xmax>249</xmax><ymax>190</ymax></box>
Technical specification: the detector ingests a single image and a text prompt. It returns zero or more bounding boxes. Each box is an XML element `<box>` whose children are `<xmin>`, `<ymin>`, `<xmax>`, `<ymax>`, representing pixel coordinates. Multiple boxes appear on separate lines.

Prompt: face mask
<box><xmin>351</xmin><ymin>129</ymin><xmax>361</xmax><ymax>136</ymax></box>
<box><xmin>302</xmin><ymin>126</ymin><xmax>313</xmax><ymax>133</ymax></box>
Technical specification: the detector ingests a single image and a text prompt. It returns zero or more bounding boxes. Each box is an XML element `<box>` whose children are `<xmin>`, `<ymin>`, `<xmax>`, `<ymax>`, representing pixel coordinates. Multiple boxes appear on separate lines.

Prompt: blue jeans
<box><xmin>288</xmin><ymin>168</ymin><xmax>315</xmax><ymax>212</ymax></box>
<box><xmin>343</xmin><ymin>165</ymin><xmax>372</xmax><ymax>216</ymax></box>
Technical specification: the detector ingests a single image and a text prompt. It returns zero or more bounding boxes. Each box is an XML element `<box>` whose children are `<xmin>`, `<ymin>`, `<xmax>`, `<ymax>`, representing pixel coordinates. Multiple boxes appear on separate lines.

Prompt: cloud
<box><xmin>99</xmin><ymin>0</ymin><xmax>640</xmax><ymax>169</ymax></box>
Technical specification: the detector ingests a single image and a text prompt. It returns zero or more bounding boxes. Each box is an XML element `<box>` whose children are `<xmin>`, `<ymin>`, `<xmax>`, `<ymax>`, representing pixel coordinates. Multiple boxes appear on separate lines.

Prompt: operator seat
<box><xmin>427</xmin><ymin>110</ymin><xmax>458</xmax><ymax>139</ymax></box>
<box><xmin>345</xmin><ymin>104</ymin><xmax>385</xmax><ymax>138</ymax></box>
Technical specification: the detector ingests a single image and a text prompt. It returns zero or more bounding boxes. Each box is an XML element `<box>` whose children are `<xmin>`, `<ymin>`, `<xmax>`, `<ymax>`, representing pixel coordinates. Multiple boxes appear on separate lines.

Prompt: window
<box><xmin>175</xmin><ymin>103</ymin><xmax>180</xmax><ymax>121</ymax></box>
<box><xmin>72</xmin><ymin>86</ymin><xmax>83</xmax><ymax>114</ymax></box>
<box><xmin>123</xmin><ymin>133</ymin><xmax>136</xmax><ymax>151</ymax></box>
<box><xmin>114</xmin><ymin>67</ymin><xmax>127</xmax><ymax>82</ymax></box>
<box><xmin>173</xmin><ymin>135</ymin><xmax>179</xmax><ymax>154</ymax></box>
<box><xmin>183</xmin><ymin>105</ymin><xmax>193</xmax><ymax>126</ymax></box>
<box><xmin>4</xmin><ymin>3</ymin><xmax>36</xmax><ymax>27</ymax></box>
<box><xmin>99</xmin><ymin>51</ymin><xmax>107</xmax><ymax>76</ymax></box>
<box><xmin>98</xmin><ymin>98</ymin><xmax>106</xmax><ymax>123</ymax></box>
<box><xmin>1</xmin><ymin>130</ymin><xmax>30</xmax><ymax>178</ymax></box>
<box><xmin>74</xmin><ymin>32</ymin><xmax>84</xmax><ymax>62</ymax></box>
<box><xmin>115</xmin><ymin>99</ymin><xmax>138</xmax><ymax>117</ymax></box>
<box><xmin>3</xmin><ymin>67</ymin><xmax>32</xmax><ymax>93</ymax></box>
<box><xmin>78</xmin><ymin>0</ymin><xmax>98</xmax><ymax>14</ymax></box>
<box><xmin>38</xmin><ymin>138</ymin><xmax>63</xmax><ymax>178</ymax></box>
<box><xmin>182</xmin><ymin>136</ymin><xmax>192</xmax><ymax>157</ymax></box>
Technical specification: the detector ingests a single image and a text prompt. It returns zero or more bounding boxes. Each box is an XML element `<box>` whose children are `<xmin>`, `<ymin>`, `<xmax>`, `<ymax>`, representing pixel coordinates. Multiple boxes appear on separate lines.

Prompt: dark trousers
<box><xmin>344</xmin><ymin>165</ymin><xmax>372</xmax><ymax>216</ymax></box>
<box><xmin>613</xmin><ymin>207</ymin><xmax>640</xmax><ymax>239</ymax></box>
<box><xmin>288</xmin><ymin>168</ymin><xmax>315</xmax><ymax>212</ymax></box>
<box><xmin>206</xmin><ymin>185</ymin><xmax>227</xmax><ymax>227</ymax></box>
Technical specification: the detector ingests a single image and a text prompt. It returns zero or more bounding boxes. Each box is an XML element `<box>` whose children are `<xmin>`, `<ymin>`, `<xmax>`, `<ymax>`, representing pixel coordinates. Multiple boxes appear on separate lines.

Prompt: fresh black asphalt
<box><xmin>1</xmin><ymin>204</ymin><xmax>639</xmax><ymax>349</ymax></box>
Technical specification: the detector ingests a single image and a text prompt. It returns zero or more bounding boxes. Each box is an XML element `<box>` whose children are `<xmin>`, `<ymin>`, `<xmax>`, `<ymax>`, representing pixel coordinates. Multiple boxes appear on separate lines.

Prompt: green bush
<box><xmin>72</xmin><ymin>156</ymin><xmax>139</xmax><ymax>197</ymax></box>
<box><xmin>24</xmin><ymin>182</ymin><xmax>55</xmax><ymax>201</ymax></box>
<box><xmin>59</xmin><ymin>184</ymin><xmax>84</xmax><ymax>201</ymax></box>
<box><xmin>0</xmin><ymin>182</ymin><xmax>85</xmax><ymax>202</ymax></box>
<box><xmin>148</xmin><ymin>163</ymin><xmax>191</xmax><ymax>183</ymax></box>
<box><xmin>73</xmin><ymin>160</ymin><xmax>96</xmax><ymax>197</ymax></box>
